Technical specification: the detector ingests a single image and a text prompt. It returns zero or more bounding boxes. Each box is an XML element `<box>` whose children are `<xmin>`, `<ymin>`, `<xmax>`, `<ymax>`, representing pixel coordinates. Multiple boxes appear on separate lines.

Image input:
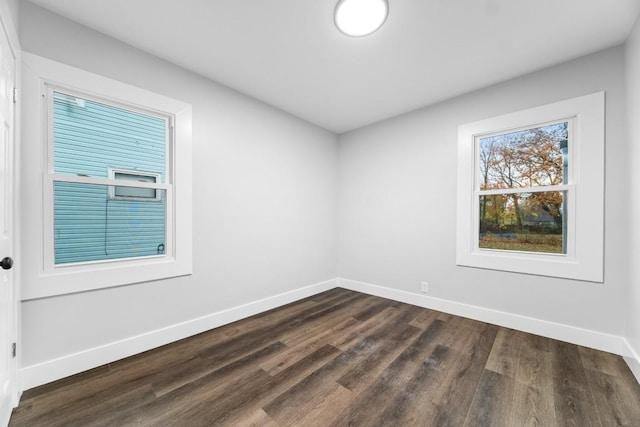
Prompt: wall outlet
<box><xmin>420</xmin><ymin>281</ymin><xmax>429</xmax><ymax>293</ymax></box>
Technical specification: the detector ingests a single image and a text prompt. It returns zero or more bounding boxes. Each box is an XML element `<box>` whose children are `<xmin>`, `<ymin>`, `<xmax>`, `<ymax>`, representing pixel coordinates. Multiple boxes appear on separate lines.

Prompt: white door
<box><xmin>0</xmin><ymin>7</ymin><xmax>15</xmax><ymax>426</ymax></box>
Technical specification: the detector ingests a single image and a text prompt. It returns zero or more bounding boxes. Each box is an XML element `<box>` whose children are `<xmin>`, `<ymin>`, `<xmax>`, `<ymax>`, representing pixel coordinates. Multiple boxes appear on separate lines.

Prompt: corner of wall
<box><xmin>337</xmin><ymin>277</ymin><xmax>629</xmax><ymax>356</ymax></box>
<box><xmin>19</xmin><ymin>278</ymin><xmax>338</xmax><ymax>391</ymax></box>
<box><xmin>625</xmin><ymin>11</ymin><xmax>640</xmax><ymax>387</ymax></box>
<box><xmin>623</xmin><ymin>343</ymin><xmax>640</xmax><ymax>384</ymax></box>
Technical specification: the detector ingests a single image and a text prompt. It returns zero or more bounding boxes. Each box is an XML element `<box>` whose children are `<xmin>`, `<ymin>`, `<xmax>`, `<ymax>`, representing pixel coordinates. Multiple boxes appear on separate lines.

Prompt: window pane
<box><xmin>479</xmin><ymin>122</ymin><xmax>568</xmax><ymax>190</ymax></box>
<box><xmin>53</xmin><ymin>91</ymin><xmax>166</xmax><ymax>181</ymax></box>
<box><xmin>479</xmin><ymin>191</ymin><xmax>566</xmax><ymax>254</ymax></box>
<box><xmin>54</xmin><ymin>182</ymin><xmax>166</xmax><ymax>265</ymax></box>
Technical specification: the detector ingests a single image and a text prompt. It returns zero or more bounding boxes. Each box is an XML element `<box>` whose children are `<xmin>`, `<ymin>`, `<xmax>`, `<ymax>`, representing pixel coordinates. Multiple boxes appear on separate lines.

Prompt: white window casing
<box><xmin>21</xmin><ymin>53</ymin><xmax>193</xmax><ymax>299</ymax></box>
<box><xmin>456</xmin><ymin>92</ymin><xmax>604</xmax><ymax>282</ymax></box>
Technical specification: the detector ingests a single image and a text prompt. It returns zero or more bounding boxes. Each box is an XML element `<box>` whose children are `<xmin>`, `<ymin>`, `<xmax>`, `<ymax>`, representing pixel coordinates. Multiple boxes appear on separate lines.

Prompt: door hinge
<box><xmin>11</xmin><ymin>342</ymin><xmax>16</xmax><ymax>358</ymax></box>
<box><xmin>12</xmin><ymin>87</ymin><xmax>17</xmax><ymax>104</ymax></box>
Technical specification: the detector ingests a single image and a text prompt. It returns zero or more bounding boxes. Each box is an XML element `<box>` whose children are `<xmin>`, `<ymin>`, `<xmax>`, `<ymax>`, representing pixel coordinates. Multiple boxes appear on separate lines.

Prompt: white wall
<box><xmin>17</xmin><ymin>1</ymin><xmax>639</xmax><ymax>389</ymax></box>
<box><xmin>338</xmin><ymin>46</ymin><xmax>629</xmax><ymax>338</ymax></box>
<box><xmin>5</xmin><ymin>0</ymin><xmax>18</xmax><ymax>32</ymax></box>
<box><xmin>626</xmin><ymin>16</ymin><xmax>640</xmax><ymax>378</ymax></box>
<box><xmin>19</xmin><ymin>2</ymin><xmax>338</xmax><ymax>373</ymax></box>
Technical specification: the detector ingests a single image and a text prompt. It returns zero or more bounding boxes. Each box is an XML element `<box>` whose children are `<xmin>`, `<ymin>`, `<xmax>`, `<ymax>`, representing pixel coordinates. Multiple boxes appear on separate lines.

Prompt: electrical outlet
<box><xmin>420</xmin><ymin>281</ymin><xmax>429</xmax><ymax>293</ymax></box>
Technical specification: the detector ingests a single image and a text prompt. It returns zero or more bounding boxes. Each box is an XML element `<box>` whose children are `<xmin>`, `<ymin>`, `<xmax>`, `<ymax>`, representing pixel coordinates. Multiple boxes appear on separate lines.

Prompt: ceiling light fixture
<box><xmin>334</xmin><ymin>0</ymin><xmax>389</xmax><ymax>37</ymax></box>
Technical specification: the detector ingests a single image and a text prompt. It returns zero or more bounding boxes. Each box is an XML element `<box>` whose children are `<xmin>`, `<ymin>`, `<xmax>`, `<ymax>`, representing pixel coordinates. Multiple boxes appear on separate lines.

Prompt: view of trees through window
<box><xmin>478</xmin><ymin>121</ymin><xmax>568</xmax><ymax>254</ymax></box>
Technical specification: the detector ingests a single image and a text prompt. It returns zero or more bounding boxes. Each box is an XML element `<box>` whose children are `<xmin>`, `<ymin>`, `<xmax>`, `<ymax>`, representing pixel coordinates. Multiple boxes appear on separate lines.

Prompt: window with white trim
<box><xmin>21</xmin><ymin>53</ymin><xmax>193</xmax><ymax>299</ymax></box>
<box><xmin>456</xmin><ymin>93</ymin><xmax>604</xmax><ymax>282</ymax></box>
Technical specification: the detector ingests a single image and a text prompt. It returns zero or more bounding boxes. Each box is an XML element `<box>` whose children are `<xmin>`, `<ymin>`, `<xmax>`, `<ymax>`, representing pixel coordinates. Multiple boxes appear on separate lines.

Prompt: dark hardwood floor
<box><xmin>9</xmin><ymin>288</ymin><xmax>640</xmax><ymax>426</ymax></box>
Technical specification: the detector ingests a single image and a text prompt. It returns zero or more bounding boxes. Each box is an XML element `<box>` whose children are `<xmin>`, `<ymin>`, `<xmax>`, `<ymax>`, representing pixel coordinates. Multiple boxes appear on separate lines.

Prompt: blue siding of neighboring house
<box><xmin>53</xmin><ymin>92</ymin><xmax>167</xmax><ymax>264</ymax></box>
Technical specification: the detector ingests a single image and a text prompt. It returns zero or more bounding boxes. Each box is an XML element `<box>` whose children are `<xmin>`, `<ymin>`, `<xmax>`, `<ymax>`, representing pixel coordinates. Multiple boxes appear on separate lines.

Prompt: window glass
<box><xmin>53</xmin><ymin>91</ymin><xmax>166</xmax><ymax>181</ymax></box>
<box><xmin>478</xmin><ymin>191</ymin><xmax>565</xmax><ymax>254</ymax></box>
<box><xmin>478</xmin><ymin>122</ymin><xmax>567</xmax><ymax>190</ymax></box>
<box><xmin>52</xmin><ymin>91</ymin><xmax>168</xmax><ymax>265</ymax></box>
<box><xmin>477</xmin><ymin>122</ymin><xmax>568</xmax><ymax>254</ymax></box>
<box><xmin>54</xmin><ymin>182</ymin><xmax>166</xmax><ymax>265</ymax></box>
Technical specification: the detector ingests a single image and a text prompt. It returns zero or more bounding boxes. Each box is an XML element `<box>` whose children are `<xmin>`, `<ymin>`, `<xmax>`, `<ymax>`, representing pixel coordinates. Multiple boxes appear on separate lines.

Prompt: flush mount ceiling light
<box><xmin>334</xmin><ymin>0</ymin><xmax>389</xmax><ymax>37</ymax></box>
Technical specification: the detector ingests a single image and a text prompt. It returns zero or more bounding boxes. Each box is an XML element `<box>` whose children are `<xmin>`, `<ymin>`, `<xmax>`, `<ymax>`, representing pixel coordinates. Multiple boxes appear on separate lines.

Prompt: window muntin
<box><xmin>49</xmin><ymin>88</ymin><xmax>172</xmax><ymax>266</ymax></box>
<box><xmin>476</xmin><ymin>121</ymin><xmax>570</xmax><ymax>255</ymax></box>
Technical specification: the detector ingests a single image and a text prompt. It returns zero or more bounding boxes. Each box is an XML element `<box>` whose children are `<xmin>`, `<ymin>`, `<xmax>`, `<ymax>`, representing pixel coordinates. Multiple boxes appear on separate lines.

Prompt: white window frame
<box><xmin>108</xmin><ymin>167</ymin><xmax>163</xmax><ymax>201</ymax></box>
<box><xmin>21</xmin><ymin>53</ymin><xmax>193</xmax><ymax>299</ymax></box>
<box><xmin>456</xmin><ymin>92</ymin><xmax>604</xmax><ymax>282</ymax></box>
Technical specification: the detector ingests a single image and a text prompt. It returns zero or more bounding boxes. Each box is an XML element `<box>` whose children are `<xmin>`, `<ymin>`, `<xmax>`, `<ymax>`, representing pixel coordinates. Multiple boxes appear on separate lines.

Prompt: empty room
<box><xmin>1</xmin><ymin>0</ymin><xmax>640</xmax><ymax>425</ymax></box>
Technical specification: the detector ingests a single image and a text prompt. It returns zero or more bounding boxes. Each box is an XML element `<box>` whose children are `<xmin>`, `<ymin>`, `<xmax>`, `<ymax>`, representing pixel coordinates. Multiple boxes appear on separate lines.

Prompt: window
<box><xmin>21</xmin><ymin>53</ymin><xmax>192</xmax><ymax>299</ymax></box>
<box><xmin>109</xmin><ymin>169</ymin><xmax>162</xmax><ymax>201</ymax></box>
<box><xmin>52</xmin><ymin>91</ymin><xmax>168</xmax><ymax>265</ymax></box>
<box><xmin>457</xmin><ymin>93</ymin><xmax>604</xmax><ymax>282</ymax></box>
<box><xmin>478</xmin><ymin>121</ymin><xmax>569</xmax><ymax>254</ymax></box>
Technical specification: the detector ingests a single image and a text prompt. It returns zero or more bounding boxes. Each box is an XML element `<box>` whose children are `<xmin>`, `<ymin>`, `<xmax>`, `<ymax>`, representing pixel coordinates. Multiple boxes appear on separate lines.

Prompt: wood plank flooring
<box><xmin>9</xmin><ymin>288</ymin><xmax>640</xmax><ymax>426</ymax></box>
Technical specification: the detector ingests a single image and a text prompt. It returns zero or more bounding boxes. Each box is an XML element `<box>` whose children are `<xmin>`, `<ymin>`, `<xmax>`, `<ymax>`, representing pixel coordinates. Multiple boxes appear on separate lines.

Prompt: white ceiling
<box><xmin>26</xmin><ymin>0</ymin><xmax>640</xmax><ymax>133</ymax></box>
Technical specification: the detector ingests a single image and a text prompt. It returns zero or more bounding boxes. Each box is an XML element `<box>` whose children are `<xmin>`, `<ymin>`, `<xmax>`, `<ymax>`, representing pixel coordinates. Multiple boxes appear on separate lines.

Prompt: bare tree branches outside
<box><xmin>478</xmin><ymin>122</ymin><xmax>568</xmax><ymax>253</ymax></box>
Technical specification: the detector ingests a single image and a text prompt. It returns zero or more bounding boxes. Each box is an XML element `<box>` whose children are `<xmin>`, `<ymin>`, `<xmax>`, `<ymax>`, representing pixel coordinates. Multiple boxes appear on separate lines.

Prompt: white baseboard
<box><xmin>19</xmin><ymin>276</ymin><xmax>640</xmax><ymax>391</ymax></box>
<box><xmin>338</xmin><ymin>278</ymin><xmax>629</xmax><ymax>356</ymax></box>
<box><xmin>623</xmin><ymin>340</ymin><xmax>640</xmax><ymax>384</ymax></box>
<box><xmin>19</xmin><ymin>278</ymin><xmax>337</xmax><ymax>391</ymax></box>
